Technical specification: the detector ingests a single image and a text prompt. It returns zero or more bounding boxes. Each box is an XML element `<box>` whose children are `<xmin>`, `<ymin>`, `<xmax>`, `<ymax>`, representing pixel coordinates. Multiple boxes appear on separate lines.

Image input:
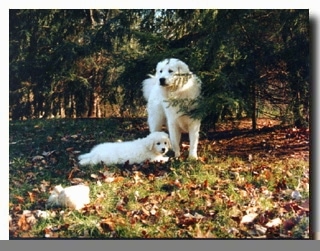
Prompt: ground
<box><xmin>9</xmin><ymin>117</ymin><xmax>310</xmax><ymax>239</ymax></box>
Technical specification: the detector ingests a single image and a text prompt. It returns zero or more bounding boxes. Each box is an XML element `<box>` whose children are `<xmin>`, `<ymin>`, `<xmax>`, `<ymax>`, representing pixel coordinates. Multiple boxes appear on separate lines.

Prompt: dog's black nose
<box><xmin>161</xmin><ymin>148</ymin><xmax>166</xmax><ymax>153</ymax></box>
<box><xmin>159</xmin><ymin>78</ymin><xmax>166</xmax><ymax>86</ymax></box>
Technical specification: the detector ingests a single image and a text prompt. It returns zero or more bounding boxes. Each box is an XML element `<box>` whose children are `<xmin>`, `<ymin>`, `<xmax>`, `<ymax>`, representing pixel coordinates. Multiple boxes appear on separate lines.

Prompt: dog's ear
<box><xmin>146</xmin><ymin>137</ymin><xmax>155</xmax><ymax>151</ymax></box>
<box><xmin>149</xmin><ymin>142</ymin><xmax>154</xmax><ymax>151</ymax></box>
<box><xmin>177</xmin><ymin>60</ymin><xmax>190</xmax><ymax>74</ymax></box>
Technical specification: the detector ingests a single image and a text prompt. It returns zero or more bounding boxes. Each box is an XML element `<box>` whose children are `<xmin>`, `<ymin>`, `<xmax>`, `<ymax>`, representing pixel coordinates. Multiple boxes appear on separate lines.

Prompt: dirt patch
<box><xmin>192</xmin><ymin>118</ymin><xmax>309</xmax><ymax>161</ymax></box>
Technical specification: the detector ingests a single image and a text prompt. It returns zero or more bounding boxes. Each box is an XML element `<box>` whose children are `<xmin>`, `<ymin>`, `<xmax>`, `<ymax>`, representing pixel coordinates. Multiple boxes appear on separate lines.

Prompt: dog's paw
<box><xmin>188</xmin><ymin>151</ymin><xmax>198</xmax><ymax>160</ymax></box>
<box><xmin>187</xmin><ymin>156</ymin><xmax>198</xmax><ymax>161</ymax></box>
<box><xmin>174</xmin><ymin>151</ymin><xmax>181</xmax><ymax>158</ymax></box>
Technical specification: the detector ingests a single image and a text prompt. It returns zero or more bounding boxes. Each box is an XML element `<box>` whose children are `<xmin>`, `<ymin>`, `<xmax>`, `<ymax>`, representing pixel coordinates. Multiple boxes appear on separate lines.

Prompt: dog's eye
<box><xmin>168</xmin><ymin>69</ymin><xmax>173</xmax><ymax>73</ymax></box>
<box><xmin>159</xmin><ymin>70</ymin><xmax>163</xmax><ymax>73</ymax></box>
<box><xmin>156</xmin><ymin>142</ymin><xmax>160</xmax><ymax>145</ymax></box>
<box><xmin>164</xmin><ymin>142</ymin><xmax>167</xmax><ymax>145</ymax></box>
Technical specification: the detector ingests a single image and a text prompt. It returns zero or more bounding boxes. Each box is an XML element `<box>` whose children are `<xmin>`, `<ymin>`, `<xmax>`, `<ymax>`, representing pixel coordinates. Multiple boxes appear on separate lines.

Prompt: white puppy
<box><xmin>78</xmin><ymin>131</ymin><xmax>171</xmax><ymax>166</ymax></box>
<box><xmin>142</xmin><ymin>58</ymin><xmax>201</xmax><ymax>159</ymax></box>
<box><xmin>46</xmin><ymin>184</ymin><xmax>90</xmax><ymax>210</ymax></box>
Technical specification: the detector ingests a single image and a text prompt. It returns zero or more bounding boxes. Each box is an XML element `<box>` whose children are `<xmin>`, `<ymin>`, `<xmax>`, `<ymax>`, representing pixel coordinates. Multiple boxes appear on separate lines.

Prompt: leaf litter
<box><xmin>9</xmin><ymin>118</ymin><xmax>310</xmax><ymax>238</ymax></box>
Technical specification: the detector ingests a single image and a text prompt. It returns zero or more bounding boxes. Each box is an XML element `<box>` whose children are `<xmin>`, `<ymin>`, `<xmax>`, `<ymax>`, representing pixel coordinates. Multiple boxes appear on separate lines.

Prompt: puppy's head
<box><xmin>146</xmin><ymin>132</ymin><xmax>171</xmax><ymax>155</ymax></box>
<box><xmin>156</xmin><ymin>58</ymin><xmax>192</xmax><ymax>90</ymax></box>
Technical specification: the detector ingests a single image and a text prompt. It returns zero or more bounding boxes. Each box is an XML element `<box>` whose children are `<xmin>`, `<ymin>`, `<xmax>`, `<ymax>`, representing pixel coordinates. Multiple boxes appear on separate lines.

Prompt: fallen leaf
<box><xmin>114</xmin><ymin>177</ymin><xmax>124</xmax><ymax>182</ymax></box>
<box><xmin>264</xmin><ymin>170</ymin><xmax>273</xmax><ymax>180</ymax></box>
<box><xmin>198</xmin><ymin>156</ymin><xmax>207</xmax><ymax>164</ymax></box>
<box><xmin>100</xmin><ymin>219</ymin><xmax>116</xmax><ymax>232</ymax></box>
<box><xmin>35</xmin><ymin>210</ymin><xmax>54</xmax><ymax>219</ymax></box>
<box><xmin>44</xmin><ymin>227</ymin><xmax>53</xmax><ymax>238</ymax></box>
<box><xmin>14</xmin><ymin>195</ymin><xmax>25</xmax><ymax>203</ymax></box>
<box><xmin>105</xmin><ymin>177</ymin><xmax>115</xmax><ymax>183</ymax></box>
<box><xmin>173</xmin><ymin>179</ymin><xmax>182</xmax><ymax>188</ymax></box>
<box><xmin>228</xmin><ymin>227</ymin><xmax>240</xmax><ymax>235</ymax></box>
<box><xmin>17</xmin><ymin>215</ymin><xmax>31</xmax><ymax>231</ymax></box>
<box><xmin>240</xmin><ymin>213</ymin><xmax>258</xmax><ymax>224</ymax></box>
<box><xmin>291</xmin><ymin>190</ymin><xmax>302</xmax><ymax>200</ymax></box>
<box><xmin>138</xmin><ymin>195</ymin><xmax>149</xmax><ymax>204</ymax></box>
<box><xmin>66</xmin><ymin>147</ymin><xmax>74</xmax><ymax>152</ymax></box>
<box><xmin>67</xmin><ymin>169</ymin><xmax>76</xmax><ymax>180</ymax></box>
<box><xmin>249</xmin><ymin>224</ymin><xmax>267</xmax><ymax>236</ymax></box>
<box><xmin>27</xmin><ymin>191</ymin><xmax>36</xmax><ymax>202</ymax></box>
<box><xmin>141</xmin><ymin>206</ymin><xmax>150</xmax><ymax>216</ymax></box>
<box><xmin>32</xmin><ymin>155</ymin><xmax>44</xmax><ymax>161</ymax></box>
<box><xmin>26</xmin><ymin>214</ymin><xmax>37</xmax><ymax>225</ymax></box>
<box><xmin>283</xmin><ymin>218</ymin><xmax>296</xmax><ymax>230</ymax></box>
<box><xmin>300</xmin><ymin>199</ymin><xmax>309</xmax><ymax>211</ymax></box>
<box><xmin>176</xmin><ymin>215</ymin><xmax>198</xmax><ymax>227</ymax></box>
<box><xmin>203</xmin><ymin>179</ymin><xmax>209</xmax><ymax>189</ymax></box>
<box><xmin>266</xmin><ymin>218</ymin><xmax>282</xmax><ymax>228</ymax></box>
<box><xmin>69</xmin><ymin>177</ymin><xmax>84</xmax><ymax>184</ymax></box>
<box><xmin>150</xmin><ymin>206</ymin><xmax>158</xmax><ymax>216</ymax></box>
<box><xmin>133</xmin><ymin>171</ymin><xmax>143</xmax><ymax>184</ymax></box>
<box><xmin>42</xmin><ymin>150</ymin><xmax>55</xmax><ymax>156</ymax></box>
<box><xmin>195</xmin><ymin>224</ymin><xmax>215</xmax><ymax>238</ymax></box>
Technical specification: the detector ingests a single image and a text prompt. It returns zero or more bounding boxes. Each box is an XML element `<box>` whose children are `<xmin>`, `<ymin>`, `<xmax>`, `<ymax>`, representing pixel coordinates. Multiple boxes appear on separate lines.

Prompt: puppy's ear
<box><xmin>146</xmin><ymin>138</ymin><xmax>155</xmax><ymax>151</ymax></box>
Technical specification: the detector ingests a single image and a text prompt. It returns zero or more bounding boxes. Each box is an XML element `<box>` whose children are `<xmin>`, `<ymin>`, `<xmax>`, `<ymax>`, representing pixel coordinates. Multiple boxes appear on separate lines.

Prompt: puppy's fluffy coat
<box><xmin>46</xmin><ymin>184</ymin><xmax>90</xmax><ymax>210</ymax></box>
<box><xmin>142</xmin><ymin>58</ymin><xmax>201</xmax><ymax>159</ymax></box>
<box><xmin>78</xmin><ymin>131</ymin><xmax>171</xmax><ymax>165</ymax></box>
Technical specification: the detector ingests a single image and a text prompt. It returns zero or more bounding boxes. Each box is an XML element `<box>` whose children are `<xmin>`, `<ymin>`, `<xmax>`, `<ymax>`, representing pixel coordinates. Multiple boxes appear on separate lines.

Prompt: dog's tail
<box><xmin>142</xmin><ymin>75</ymin><xmax>157</xmax><ymax>101</ymax></box>
<box><xmin>78</xmin><ymin>153</ymin><xmax>93</xmax><ymax>166</ymax></box>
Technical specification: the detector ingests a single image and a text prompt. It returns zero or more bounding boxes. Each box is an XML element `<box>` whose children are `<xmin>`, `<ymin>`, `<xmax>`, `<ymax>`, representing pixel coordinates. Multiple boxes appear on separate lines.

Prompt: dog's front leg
<box><xmin>147</xmin><ymin>103</ymin><xmax>166</xmax><ymax>132</ymax></box>
<box><xmin>188</xmin><ymin>122</ymin><xmax>200</xmax><ymax>159</ymax></box>
<box><xmin>168</xmin><ymin>122</ymin><xmax>181</xmax><ymax>157</ymax></box>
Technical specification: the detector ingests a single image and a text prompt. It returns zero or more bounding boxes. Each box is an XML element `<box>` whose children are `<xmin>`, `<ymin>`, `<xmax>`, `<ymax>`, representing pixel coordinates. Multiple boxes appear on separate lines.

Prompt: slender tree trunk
<box><xmin>88</xmin><ymin>80</ymin><xmax>100</xmax><ymax>118</ymax></box>
<box><xmin>88</xmin><ymin>68</ymin><xmax>102</xmax><ymax>118</ymax></box>
<box><xmin>88</xmin><ymin>91</ymin><xmax>99</xmax><ymax>118</ymax></box>
<box><xmin>251</xmin><ymin>81</ymin><xmax>257</xmax><ymax>130</ymax></box>
<box><xmin>60</xmin><ymin>96</ymin><xmax>65</xmax><ymax>118</ymax></box>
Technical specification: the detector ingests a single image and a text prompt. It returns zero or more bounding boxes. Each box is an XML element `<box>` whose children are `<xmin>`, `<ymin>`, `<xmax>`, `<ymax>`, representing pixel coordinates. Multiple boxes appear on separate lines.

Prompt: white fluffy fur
<box><xmin>78</xmin><ymin>131</ymin><xmax>171</xmax><ymax>165</ymax></box>
<box><xmin>46</xmin><ymin>184</ymin><xmax>90</xmax><ymax>210</ymax></box>
<box><xmin>142</xmin><ymin>58</ymin><xmax>201</xmax><ymax>159</ymax></box>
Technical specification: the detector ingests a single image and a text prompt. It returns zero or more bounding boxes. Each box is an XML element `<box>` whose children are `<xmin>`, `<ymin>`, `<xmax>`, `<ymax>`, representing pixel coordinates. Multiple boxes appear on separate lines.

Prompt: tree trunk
<box><xmin>251</xmin><ymin>81</ymin><xmax>257</xmax><ymax>131</ymax></box>
<box><xmin>88</xmin><ymin>91</ymin><xmax>100</xmax><ymax>118</ymax></box>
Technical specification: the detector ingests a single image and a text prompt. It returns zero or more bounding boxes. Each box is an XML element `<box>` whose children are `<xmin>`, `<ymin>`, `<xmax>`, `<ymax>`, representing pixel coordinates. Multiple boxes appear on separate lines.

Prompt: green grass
<box><xmin>9</xmin><ymin>118</ymin><xmax>310</xmax><ymax>239</ymax></box>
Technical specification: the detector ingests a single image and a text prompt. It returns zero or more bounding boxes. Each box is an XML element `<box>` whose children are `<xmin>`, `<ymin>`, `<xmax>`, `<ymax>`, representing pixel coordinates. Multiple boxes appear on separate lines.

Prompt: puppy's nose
<box><xmin>161</xmin><ymin>148</ymin><xmax>166</xmax><ymax>153</ymax></box>
<box><xmin>159</xmin><ymin>78</ymin><xmax>166</xmax><ymax>86</ymax></box>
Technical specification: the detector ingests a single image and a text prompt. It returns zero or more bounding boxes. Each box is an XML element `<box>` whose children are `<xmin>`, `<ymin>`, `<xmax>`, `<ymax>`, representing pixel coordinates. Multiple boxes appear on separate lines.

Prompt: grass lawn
<box><xmin>9</xmin><ymin>117</ymin><xmax>310</xmax><ymax>239</ymax></box>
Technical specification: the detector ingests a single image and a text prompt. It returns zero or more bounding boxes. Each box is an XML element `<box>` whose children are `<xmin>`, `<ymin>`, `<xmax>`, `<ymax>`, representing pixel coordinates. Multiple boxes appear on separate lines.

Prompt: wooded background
<box><xmin>9</xmin><ymin>9</ymin><xmax>309</xmax><ymax>130</ymax></box>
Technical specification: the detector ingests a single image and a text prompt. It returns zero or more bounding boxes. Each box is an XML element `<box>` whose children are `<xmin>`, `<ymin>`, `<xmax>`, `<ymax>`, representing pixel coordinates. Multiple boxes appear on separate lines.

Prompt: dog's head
<box><xmin>146</xmin><ymin>132</ymin><xmax>171</xmax><ymax>155</ymax></box>
<box><xmin>155</xmin><ymin>58</ymin><xmax>192</xmax><ymax>91</ymax></box>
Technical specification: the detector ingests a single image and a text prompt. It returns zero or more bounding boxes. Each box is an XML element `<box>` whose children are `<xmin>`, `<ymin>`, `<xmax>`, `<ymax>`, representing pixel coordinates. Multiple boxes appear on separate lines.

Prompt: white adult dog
<box><xmin>78</xmin><ymin>131</ymin><xmax>171</xmax><ymax>165</ymax></box>
<box><xmin>142</xmin><ymin>58</ymin><xmax>201</xmax><ymax>159</ymax></box>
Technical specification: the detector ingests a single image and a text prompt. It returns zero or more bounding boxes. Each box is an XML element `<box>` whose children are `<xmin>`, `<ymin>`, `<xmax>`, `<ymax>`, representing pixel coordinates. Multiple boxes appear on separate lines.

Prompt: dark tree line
<box><xmin>9</xmin><ymin>9</ymin><xmax>310</xmax><ymax>130</ymax></box>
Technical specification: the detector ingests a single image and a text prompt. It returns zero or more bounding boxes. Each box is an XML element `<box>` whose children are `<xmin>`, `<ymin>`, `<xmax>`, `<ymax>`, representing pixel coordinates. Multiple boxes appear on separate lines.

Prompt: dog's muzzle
<box><xmin>159</xmin><ymin>78</ymin><xmax>166</xmax><ymax>86</ymax></box>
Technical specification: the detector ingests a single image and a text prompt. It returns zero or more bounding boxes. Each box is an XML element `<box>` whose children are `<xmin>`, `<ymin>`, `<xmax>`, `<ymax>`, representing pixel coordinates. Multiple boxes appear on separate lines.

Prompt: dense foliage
<box><xmin>9</xmin><ymin>9</ymin><xmax>309</xmax><ymax>129</ymax></box>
